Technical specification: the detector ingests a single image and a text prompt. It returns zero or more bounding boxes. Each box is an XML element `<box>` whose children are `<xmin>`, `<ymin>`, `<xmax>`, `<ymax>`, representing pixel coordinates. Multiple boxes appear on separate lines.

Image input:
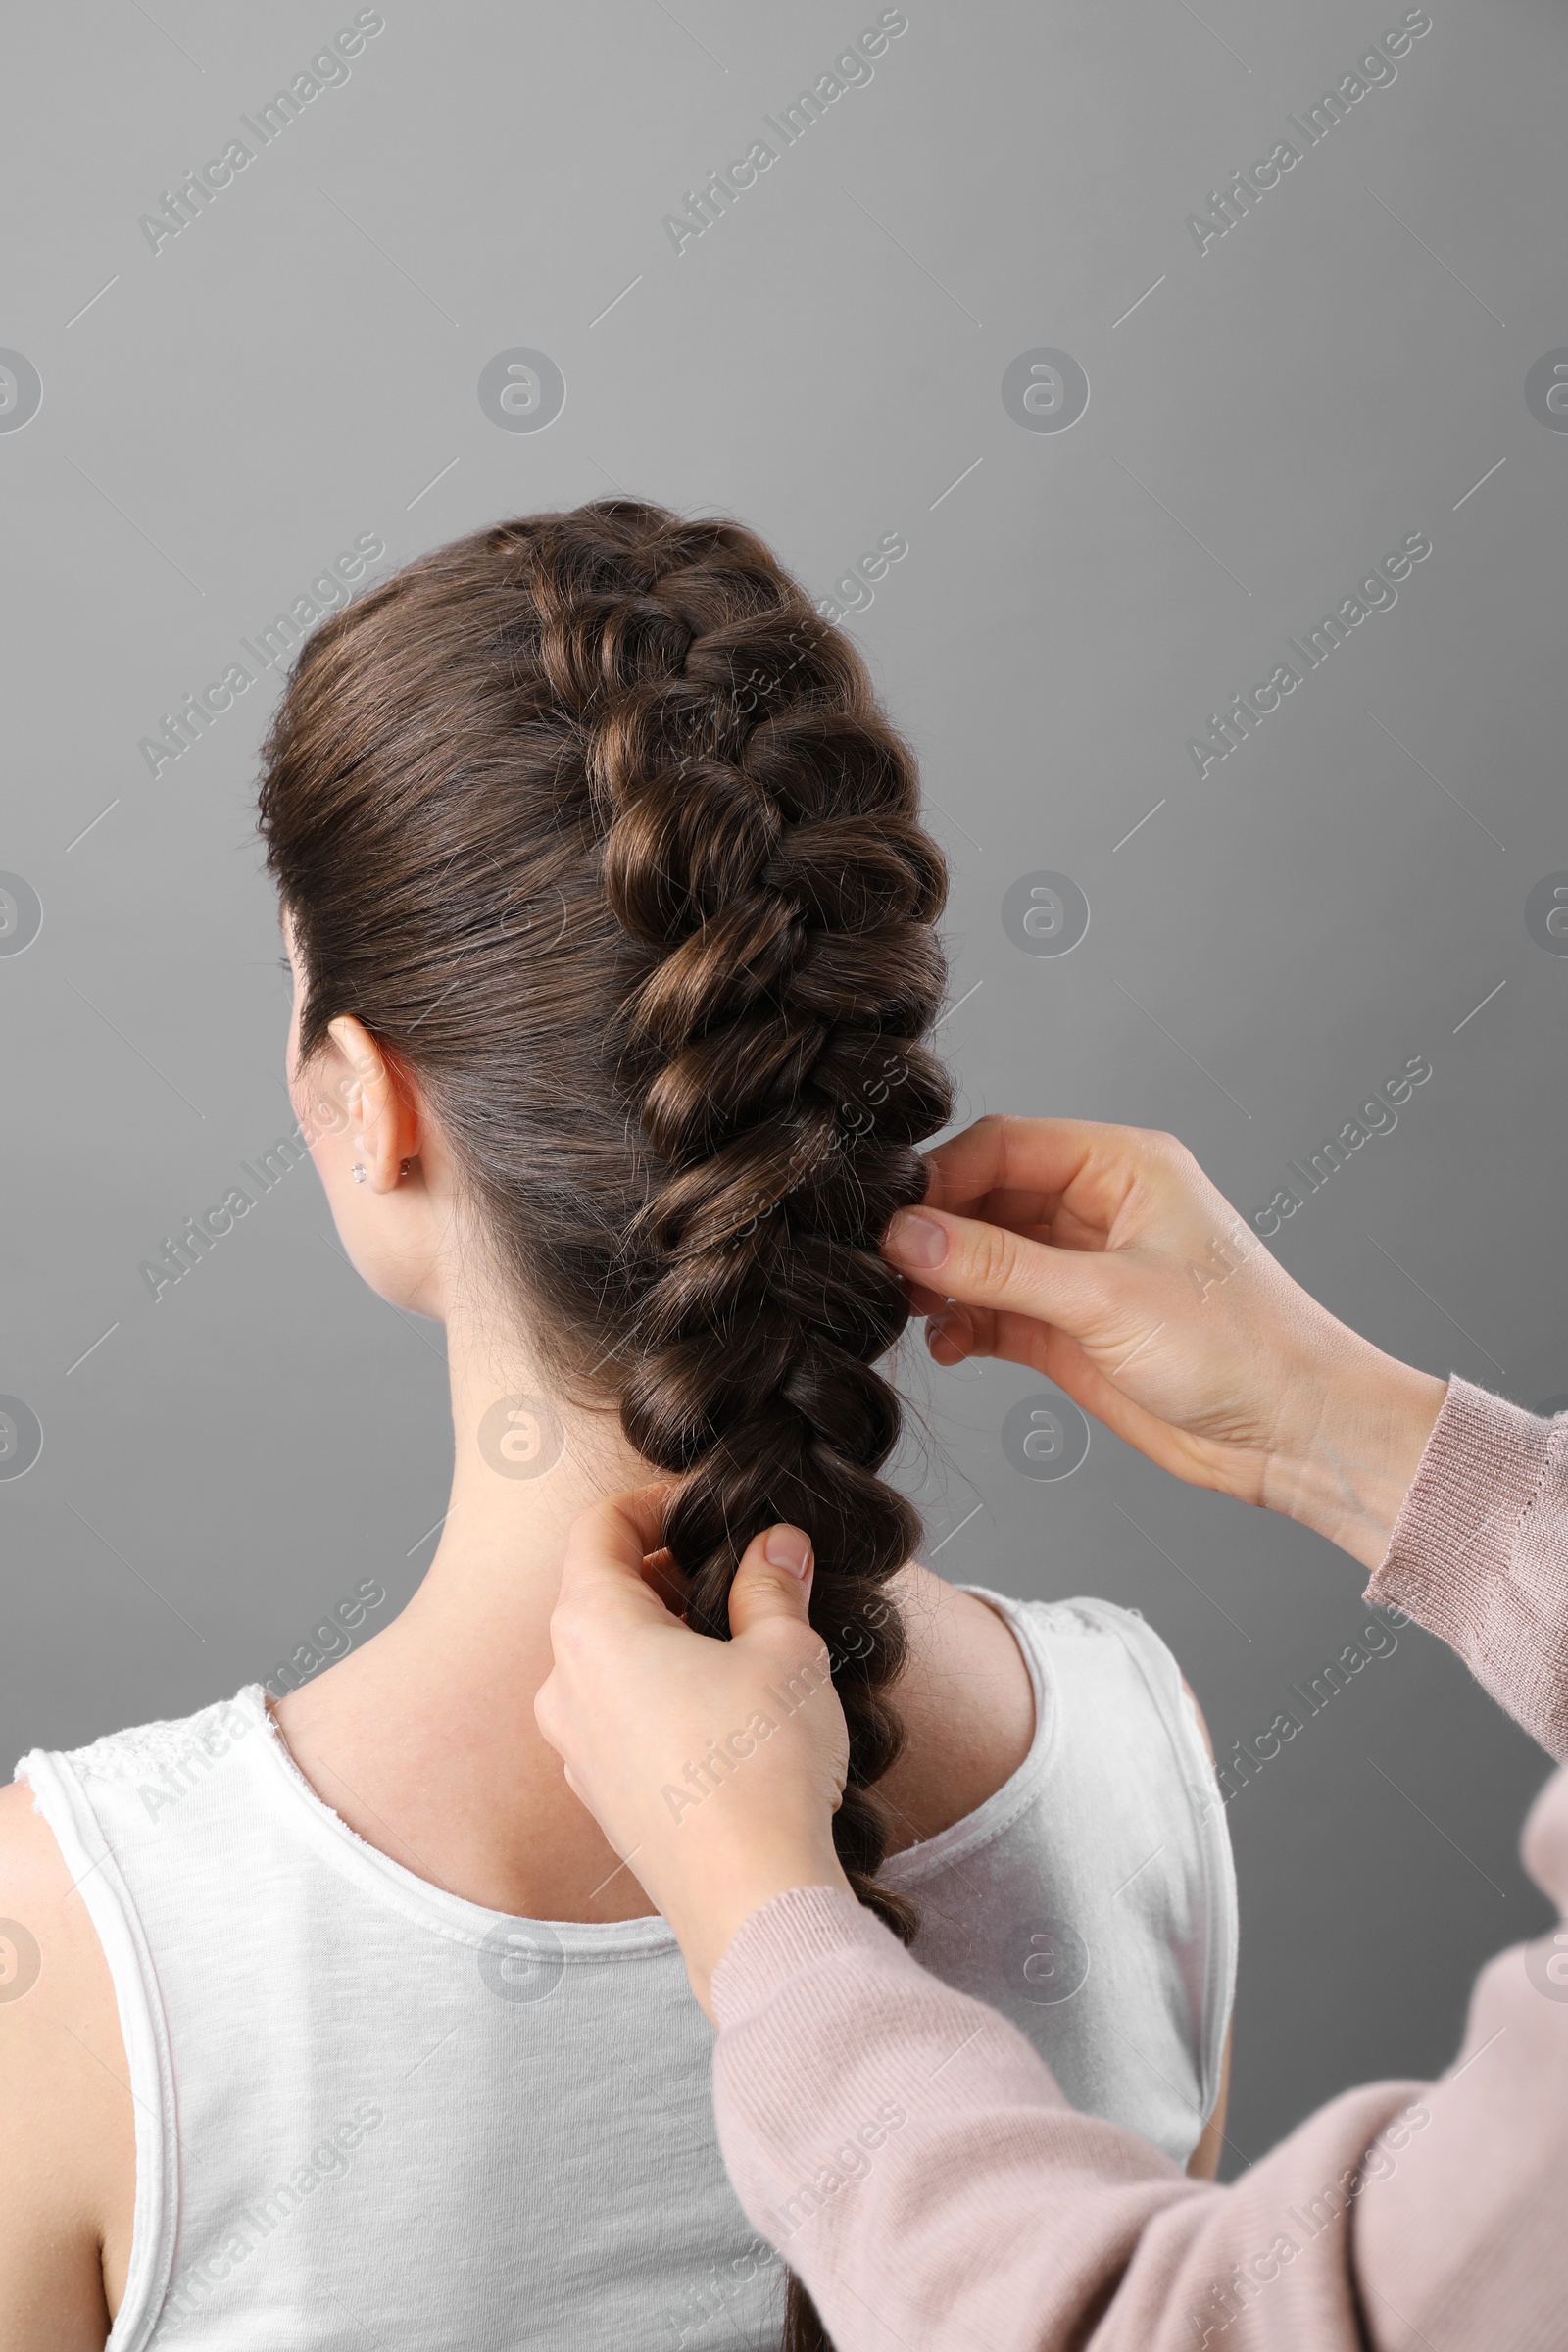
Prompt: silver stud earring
<box><xmin>399</xmin><ymin>1158</ymin><xmax>414</xmax><ymax>1178</ymax></box>
<box><xmin>351</xmin><ymin>1164</ymin><xmax>367</xmax><ymax>1185</ymax></box>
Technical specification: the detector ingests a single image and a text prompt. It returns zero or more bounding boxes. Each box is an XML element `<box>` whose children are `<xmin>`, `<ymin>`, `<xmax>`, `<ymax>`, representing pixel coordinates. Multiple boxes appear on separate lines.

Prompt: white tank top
<box><xmin>19</xmin><ymin>1590</ymin><xmax>1236</xmax><ymax>2351</ymax></box>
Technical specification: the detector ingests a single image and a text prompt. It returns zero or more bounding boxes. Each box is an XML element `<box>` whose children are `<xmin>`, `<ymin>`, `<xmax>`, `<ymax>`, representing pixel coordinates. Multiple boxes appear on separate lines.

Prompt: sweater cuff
<box><xmin>710</xmin><ymin>1883</ymin><xmax>903</xmax><ymax>2031</ymax></box>
<box><xmin>1366</xmin><ymin>1373</ymin><xmax>1555</xmax><ymax>1642</ymax></box>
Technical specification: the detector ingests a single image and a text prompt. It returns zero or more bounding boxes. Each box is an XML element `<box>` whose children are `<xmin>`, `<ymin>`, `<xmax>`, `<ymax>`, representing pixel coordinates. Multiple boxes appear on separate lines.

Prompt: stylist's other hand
<box><xmin>884</xmin><ymin>1116</ymin><xmax>1446</xmax><ymax>1571</ymax></box>
<box><xmin>536</xmin><ymin>1484</ymin><xmax>852</xmax><ymax>2017</ymax></box>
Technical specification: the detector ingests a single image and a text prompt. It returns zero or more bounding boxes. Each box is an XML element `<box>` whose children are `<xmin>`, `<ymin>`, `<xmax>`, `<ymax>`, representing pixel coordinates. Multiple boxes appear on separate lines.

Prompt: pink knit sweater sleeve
<box><xmin>710</xmin><ymin>1377</ymin><xmax>1568</xmax><ymax>2350</ymax></box>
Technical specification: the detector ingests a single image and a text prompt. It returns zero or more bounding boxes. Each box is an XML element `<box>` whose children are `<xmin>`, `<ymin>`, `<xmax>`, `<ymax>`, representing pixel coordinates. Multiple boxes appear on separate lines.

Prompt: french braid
<box><xmin>260</xmin><ymin>499</ymin><xmax>954</xmax><ymax>2352</ymax></box>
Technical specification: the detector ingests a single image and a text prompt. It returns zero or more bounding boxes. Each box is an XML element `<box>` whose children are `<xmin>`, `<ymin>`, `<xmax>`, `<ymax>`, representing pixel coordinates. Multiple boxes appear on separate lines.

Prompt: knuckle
<box><xmin>770</xmin><ymin>1628</ymin><xmax>832</xmax><ymax>1684</ymax></box>
<box><xmin>1069</xmin><ymin>1254</ymin><xmax>1113</xmax><ymax>1316</ymax></box>
<box><xmin>549</xmin><ymin>1602</ymin><xmax>593</xmax><ymax>1662</ymax></box>
<box><xmin>1143</xmin><ymin>1127</ymin><xmax>1196</xmax><ymax>1180</ymax></box>
<box><xmin>971</xmin><ymin>1217</ymin><xmax>1021</xmax><ymax>1296</ymax></box>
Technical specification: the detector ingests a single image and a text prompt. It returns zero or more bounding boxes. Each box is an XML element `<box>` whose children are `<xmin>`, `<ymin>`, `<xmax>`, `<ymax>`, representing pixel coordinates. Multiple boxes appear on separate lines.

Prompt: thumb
<box><xmin>726</xmin><ymin>1524</ymin><xmax>815</xmax><ymax>1642</ymax></box>
<box><xmin>884</xmin><ymin>1206</ymin><xmax>1114</xmax><ymax>1336</ymax></box>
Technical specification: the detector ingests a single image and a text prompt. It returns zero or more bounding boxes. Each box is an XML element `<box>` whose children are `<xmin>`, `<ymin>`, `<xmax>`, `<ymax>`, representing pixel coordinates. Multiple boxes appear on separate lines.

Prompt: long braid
<box><xmin>579</xmin><ymin>511</ymin><xmax>951</xmax><ymax>2346</ymax></box>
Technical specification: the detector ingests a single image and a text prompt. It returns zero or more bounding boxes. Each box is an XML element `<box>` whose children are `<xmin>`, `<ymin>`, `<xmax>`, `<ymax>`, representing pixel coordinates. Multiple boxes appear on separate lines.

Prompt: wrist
<box><xmin>1262</xmin><ymin>1342</ymin><xmax>1447</xmax><ymax>1570</ymax></box>
<box><xmin>675</xmin><ymin>1830</ymin><xmax>853</xmax><ymax>2018</ymax></box>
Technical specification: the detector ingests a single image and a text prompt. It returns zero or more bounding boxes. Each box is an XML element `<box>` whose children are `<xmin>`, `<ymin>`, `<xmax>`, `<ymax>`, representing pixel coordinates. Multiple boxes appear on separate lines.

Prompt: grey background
<box><xmin>2</xmin><ymin>0</ymin><xmax>1563</xmax><ymax>2180</ymax></box>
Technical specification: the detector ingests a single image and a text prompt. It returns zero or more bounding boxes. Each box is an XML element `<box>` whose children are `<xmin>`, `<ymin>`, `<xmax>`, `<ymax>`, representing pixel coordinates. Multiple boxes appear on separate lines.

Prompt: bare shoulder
<box><xmin>0</xmin><ymin>1776</ymin><xmax>132</xmax><ymax>2348</ymax></box>
<box><xmin>875</xmin><ymin>1561</ymin><xmax>1038</xmax><ymax>1854</ymax></box>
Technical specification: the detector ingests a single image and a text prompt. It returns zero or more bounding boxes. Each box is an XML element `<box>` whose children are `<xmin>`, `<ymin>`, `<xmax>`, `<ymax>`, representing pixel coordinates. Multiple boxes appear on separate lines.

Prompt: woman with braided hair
<box><xmin>0</xmin><ymin>501</ymin><xmax>1235</xmax><ymax>2350</ymax></box>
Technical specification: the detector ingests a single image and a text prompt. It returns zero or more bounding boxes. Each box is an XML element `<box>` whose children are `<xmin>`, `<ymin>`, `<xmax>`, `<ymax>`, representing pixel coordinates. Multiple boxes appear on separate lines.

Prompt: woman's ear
<box><xmin>326</xmin><ymin>1015</ymin><xmax>419</xmax><ymax>1194</ymax></box>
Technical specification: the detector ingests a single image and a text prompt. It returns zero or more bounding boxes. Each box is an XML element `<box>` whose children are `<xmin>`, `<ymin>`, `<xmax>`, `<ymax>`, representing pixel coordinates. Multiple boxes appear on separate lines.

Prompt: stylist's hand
<box><xmin>535</xmin><ymin>1484</ymin><xmax>851</xmax><ymax>2017</ymax></box>
<box><xmin>884</xmin><ymin>1116</ymin><xmax>1446</xmax><ymax>1570</ymax></box>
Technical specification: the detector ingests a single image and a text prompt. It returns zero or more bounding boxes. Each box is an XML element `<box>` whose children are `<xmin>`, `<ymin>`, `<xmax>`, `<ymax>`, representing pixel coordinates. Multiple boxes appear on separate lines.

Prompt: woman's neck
<box><xmin>272</xmin><ymin>1325</ymin><xmax>664</xmax><ymax>1922</ymax></box>
<box><xmin>408</xmin><ymin>1367</ymin><xmax>650</xmax><ymax>1677</ymax></box>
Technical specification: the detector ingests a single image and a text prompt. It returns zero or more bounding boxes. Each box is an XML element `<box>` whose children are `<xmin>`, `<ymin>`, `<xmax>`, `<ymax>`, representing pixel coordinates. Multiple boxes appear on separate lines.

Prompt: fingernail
<box><xmin>886</xmin><ymin>1211</ymin><xmax>948</xmax><ymax>1270</ymax></box>
<box><xmin>764</xmin><ymin>1525</ymin><xmax>813</xmax><ymax>1579</ymax></box>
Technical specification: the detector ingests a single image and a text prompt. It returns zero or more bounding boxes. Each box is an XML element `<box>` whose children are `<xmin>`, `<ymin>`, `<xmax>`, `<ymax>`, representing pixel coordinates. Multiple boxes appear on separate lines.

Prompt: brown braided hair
<box><xmin>258</xmin><ymin>498</ymin><xmax>953</xmax><ymax>2350</ymax></box>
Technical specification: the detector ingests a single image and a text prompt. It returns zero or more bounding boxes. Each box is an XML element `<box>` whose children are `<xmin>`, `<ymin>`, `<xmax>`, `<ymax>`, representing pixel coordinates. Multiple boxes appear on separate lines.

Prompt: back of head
<box><xmin>259</xmin><ymin>497</ymin><xmax>952</xmax><ymax>2341</ymax></box>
